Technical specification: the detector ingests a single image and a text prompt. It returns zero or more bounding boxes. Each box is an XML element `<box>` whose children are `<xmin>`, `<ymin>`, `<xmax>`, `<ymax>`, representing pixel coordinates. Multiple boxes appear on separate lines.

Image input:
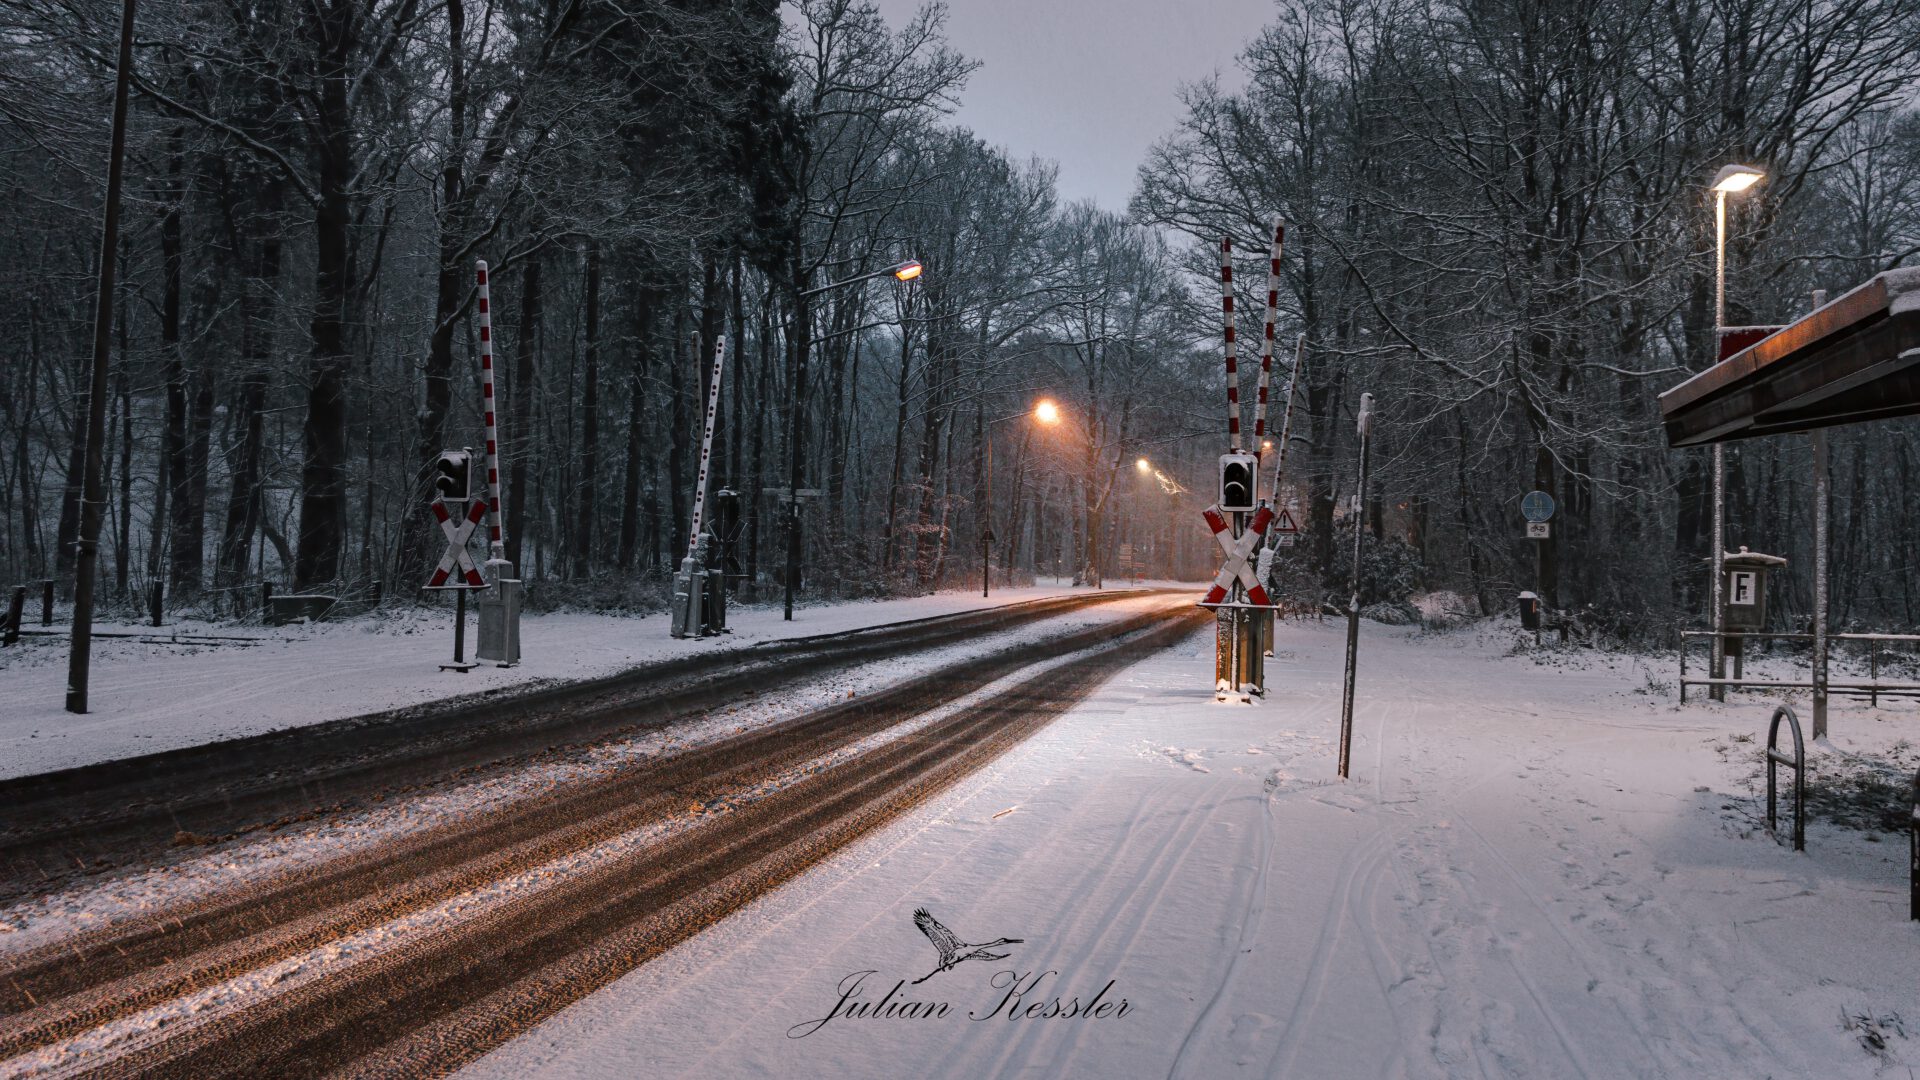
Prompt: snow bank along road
<box><xmin>0</xmin><ymin>593</ymin><xmax>1204</xmax><ymax>1078</ymax></box>
<box><xmin>0</xmin><ymin>590</ymin><xmax>1151</xmax><ymax>902</ymax></box>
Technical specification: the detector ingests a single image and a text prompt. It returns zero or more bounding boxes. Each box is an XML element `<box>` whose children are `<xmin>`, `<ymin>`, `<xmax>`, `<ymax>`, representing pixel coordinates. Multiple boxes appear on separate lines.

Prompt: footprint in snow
<box><xmin>1138</xmin><ymin>744</ymin><xmax>1211</xmax><ymax>773</ymax></box>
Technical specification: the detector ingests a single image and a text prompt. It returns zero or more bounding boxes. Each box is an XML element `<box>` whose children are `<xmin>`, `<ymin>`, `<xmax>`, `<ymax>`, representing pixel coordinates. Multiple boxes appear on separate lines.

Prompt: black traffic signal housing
<box><xmin>1219</xmin><ymin>453</ymin><xmax>1259</xmax><ymax>513</ymax></box>
<box><xmin>433</xmin><ymin>449</ymin><xmax>472</xmax><ymax>502</ymax></box>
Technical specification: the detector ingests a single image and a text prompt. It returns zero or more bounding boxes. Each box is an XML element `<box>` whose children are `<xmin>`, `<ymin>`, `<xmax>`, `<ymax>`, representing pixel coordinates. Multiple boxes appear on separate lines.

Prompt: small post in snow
<box><xmin>1339</xmin><ymin>392</ymin><xmax>1376</xmax><ymax>780</ymax></box>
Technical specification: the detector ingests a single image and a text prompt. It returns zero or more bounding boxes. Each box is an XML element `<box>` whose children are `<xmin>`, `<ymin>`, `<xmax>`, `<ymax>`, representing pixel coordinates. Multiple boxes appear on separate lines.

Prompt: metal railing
<box><xmin>1679</xmin><ymin>630</ymin><xmax>1920</xmax><ymax>704</ymax></box>
<box><xmin>1766</xmin><ymin>705</ymin><xmax>1806</xmax><ymax>853</ymax></box>
<box><xmin>1909</xmin><ymin>766</ymin><xmax>1918</xmax><ymax>921</ymax></box>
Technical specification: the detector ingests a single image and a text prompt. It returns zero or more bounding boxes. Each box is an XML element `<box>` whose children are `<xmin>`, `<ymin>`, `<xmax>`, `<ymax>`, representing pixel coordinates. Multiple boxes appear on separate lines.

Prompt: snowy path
<box><xmin>464</xmin><ymin>619</ymin><xmax>1919</xmax><ymax>1080</ymax></box>
<box><xmin>0</xmin><ymin>583</ymin><xmax>1114</xmax><ymax>779</ymax></box>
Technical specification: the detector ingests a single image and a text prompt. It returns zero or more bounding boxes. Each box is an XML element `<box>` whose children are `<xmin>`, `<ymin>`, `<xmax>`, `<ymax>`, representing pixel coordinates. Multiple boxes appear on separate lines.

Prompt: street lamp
<box><xmin>1708</xmin><ymin>163</ymin><xmax>1763</xmax><ymax>698</ymax></box>
<box><xmin>982</xmin><ymin>399</ymin><xmax>1062</xmax><ymax>597</ymax></box>
<box><xmin>783</xmin><ymin>258</ymin><xmax>922</xmax><ymax>621</ymax></box>
<box><xmin>799</xmin><ymin>259</ymin><xmax>923</xmax><ymax>298</ymax></box>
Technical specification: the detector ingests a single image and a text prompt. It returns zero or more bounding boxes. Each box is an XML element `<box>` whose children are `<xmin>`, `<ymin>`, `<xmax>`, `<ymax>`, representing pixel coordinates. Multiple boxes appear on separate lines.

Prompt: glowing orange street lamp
<box><xmin>984</xmin><ymin>399</ymin><xmax>1063</xmax><ymax>597</ymax></box>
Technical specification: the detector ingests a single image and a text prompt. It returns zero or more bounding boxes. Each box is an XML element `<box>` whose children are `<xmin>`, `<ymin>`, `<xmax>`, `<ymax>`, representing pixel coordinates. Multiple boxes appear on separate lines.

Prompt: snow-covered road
<box><xmin>465</xmin><ymin>618</ymin><xmax>1919</xmax><ymax>1080</ymax></box>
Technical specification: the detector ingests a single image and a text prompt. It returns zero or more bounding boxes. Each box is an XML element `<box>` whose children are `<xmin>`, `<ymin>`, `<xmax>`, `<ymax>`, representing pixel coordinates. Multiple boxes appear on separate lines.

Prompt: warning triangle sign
<box><xmin>1273</xmin><ymin>508</ymin><xmax>1300</xmax><ymax>534</ymax></box>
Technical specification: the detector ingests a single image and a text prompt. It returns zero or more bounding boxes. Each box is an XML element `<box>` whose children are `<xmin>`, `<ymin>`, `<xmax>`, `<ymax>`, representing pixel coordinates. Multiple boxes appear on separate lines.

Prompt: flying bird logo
<box><xmin>910</xmin><ymin>908</ymin><xmax>1023</xmax><ymax>984</ymax></box>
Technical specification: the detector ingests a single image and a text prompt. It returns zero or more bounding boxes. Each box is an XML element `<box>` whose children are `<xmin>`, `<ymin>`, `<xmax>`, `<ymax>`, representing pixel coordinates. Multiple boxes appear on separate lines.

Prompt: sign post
<box><xmin>424</xmin><ymin>491</ymin><xmax>488</xmax><ymax>671</ymax></box>
<box><xmin>1521</xmin><ymin>490</ymin><xmax>1555</xmax><ymax>645</ymax></box>
<box><xmin>1339</xmin><ymin>393</ymin><xmax>1376</xmax><ymax>779</ymax></box>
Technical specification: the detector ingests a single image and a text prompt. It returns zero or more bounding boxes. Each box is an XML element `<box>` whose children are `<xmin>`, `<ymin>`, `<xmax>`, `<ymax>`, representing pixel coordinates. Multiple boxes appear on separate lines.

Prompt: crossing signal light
<box><xmin>1219</xmin><ymin>453</ymin><xmax>1258</xmax><ymax>513</ymax></box>
<box><xmin>433</xmin><ymin>449</ymin><xmax>472</xmax><ymax>502</ymax></box>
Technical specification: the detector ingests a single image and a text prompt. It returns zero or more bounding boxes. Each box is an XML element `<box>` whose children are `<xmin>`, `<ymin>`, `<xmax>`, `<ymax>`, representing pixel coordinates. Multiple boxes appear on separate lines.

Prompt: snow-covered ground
<box><xmin>0</xmin><ymin>582</ymin><xmax>1157</xmax><ymax>780</ymax></box>
<box><xmin>464</xmin><ymin>617</ymin><xmax>1920</xmax><ymax>1080</ymax></box>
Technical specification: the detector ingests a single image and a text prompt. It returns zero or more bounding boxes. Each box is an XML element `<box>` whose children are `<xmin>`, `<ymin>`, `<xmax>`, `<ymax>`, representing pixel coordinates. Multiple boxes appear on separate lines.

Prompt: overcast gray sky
<box><xmin>865</xmin><ymin>0</ymin><xmax>1275</xmax><ymax>213</ymax></box>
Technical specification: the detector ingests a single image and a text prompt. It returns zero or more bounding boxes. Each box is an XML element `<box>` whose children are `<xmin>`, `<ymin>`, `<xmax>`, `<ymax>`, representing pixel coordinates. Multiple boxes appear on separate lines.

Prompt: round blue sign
<box><xmin>1521</xmin><ymin>490</ymin><xmax>1555</xmax><ymax>522</ymax></box>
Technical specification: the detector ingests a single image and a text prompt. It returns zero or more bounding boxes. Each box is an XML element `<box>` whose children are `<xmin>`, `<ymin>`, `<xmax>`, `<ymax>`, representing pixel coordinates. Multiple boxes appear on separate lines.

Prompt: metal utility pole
<box><xmin>1813</xmin><ymin>428</ymin><xmax>1829</xmax><ymax>739</ymax></box>
<box><xmin>1707</xmin><ymin>164</ymin><xmax>1764</xmax><ymax>701</ymax></box>
<box><xmin>66</xmin><ymin>0</ymin><xmax>139</xmax><ymax>714</ymax></box>
<box><xmin>1710</xmin><ymin>187</ymin><xmax>1728</xmax><ymax>701</ymax></box>
<box><xmin>1339</xmin><ymin>393</ymin><xmax>1375</xmax><ymax>780</ymax></box>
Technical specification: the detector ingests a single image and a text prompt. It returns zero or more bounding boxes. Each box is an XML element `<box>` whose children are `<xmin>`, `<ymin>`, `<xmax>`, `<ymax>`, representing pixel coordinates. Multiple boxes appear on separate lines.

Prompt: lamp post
<box><xmin>782</xmin><ymin>259</ymin><xmax>922</xmax><ymax>621</ymax></box>
<box><xmin>982</xmin><ymin>398</ymin><xmax>1060</xmax><ymax>597</ymax></box>
<box><xmin>65</xmin><ymin>0</ymin><xmax>138</xmax><ymax>714</ymax></box>
<box><xmin>1708</xmin><ymin>163</ymin><xmax>1764</xmax><ymax>700</ymax></box>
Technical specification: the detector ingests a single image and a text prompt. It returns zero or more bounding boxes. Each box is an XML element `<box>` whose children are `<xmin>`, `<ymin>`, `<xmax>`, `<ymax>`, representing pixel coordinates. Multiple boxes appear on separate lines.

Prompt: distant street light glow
<box><xmin>893</xmin><ymin>260</ymin><xmax>924</xmax><ymax>281</ymax></box>
<box><xmin>1136</xmin><ymin>457</ymin><xmax>1150</xmax><ymax>472</ymax></box>
<box><xmin>1034</xmin><ymin>399</ymin><xmax>1061</xmax><ymax>425</ymax></box>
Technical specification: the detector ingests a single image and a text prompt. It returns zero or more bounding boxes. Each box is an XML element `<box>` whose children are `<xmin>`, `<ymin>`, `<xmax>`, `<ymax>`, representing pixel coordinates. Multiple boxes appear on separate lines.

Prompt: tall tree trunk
<box><xmin>667</xmin><ymin>300</ymin><xmax>688</xmax><ymax>556</ymax></box>
<box><xmin>294</xmin><ymin>0</ymin><xmax>360</xmax><ymax>589</ymax></box>
<box><xmin>698</xmin><ymin>253</ymin><xmax>725</xmax><ymax>488</ymax></box>
<box><xmin>404</xmin><ymin>0</ymin><xmax>470</xmax><ymax>584</ymax></box>
<box><xmin>114</xmin><ymin>366</ymin><xmax>131</xmax><ymax>594</ymax></box>
<box><xmin>746</xmin><ymin>304</ymin><xmax>771</xmax><ymax>592</ymax></box>
<box><xmin>506</xmin><ymin>251</ymin><xmax>540</xmax><ymax>572</ymax></box>
<box><xmin>15</xmin><ymin>329</ymin><xmax>43</xmax><ymax>580</ymax></box>
<box><xmin>161</xmin><ymin>132</ymin><xmax>200</xmax><ymax>599</ymax></box>
<box><xmin>573</xmin><ymin>240</ymin><xmax>602</xmax><ymax>576</ymax></box>
<box><xmin>619</xmin><ymin>288</ymin><xmax>652</xmax><ymax>569</ymax></box>
<box><xmin>727</xmin><ymin>260</ymin><xmax>746</xmax><ymax>492</ymax></box>
<box><xmin>880</xmin><ymin>314</ymin><xmax>913</xmax><ymax>572</ymax></box>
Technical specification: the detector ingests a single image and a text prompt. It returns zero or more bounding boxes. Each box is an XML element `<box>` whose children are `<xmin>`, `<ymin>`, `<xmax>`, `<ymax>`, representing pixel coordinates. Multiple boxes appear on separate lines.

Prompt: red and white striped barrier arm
<box><xmin>1220</xmin><ymin>235</ymin><xmax>1240</xmax><ymax>452</ymax></box>
<box><xmin>685</xmin><ymin>335</ymin><xmax>727</xmax><ymax>561</ymax></box>
<box><xmin>1253</xmin><ymin>219</ymin><xmax>1284</xmax><ymax>449</ymax></box>
<box><xmin>475</xmin><ymin>260</ymin><xmax>506</xmax><ymax>565</ymax></box>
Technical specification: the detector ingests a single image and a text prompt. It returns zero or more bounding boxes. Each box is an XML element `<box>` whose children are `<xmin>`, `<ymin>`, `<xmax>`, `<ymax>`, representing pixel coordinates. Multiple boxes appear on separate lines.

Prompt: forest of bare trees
<box><xmin>3</xmin><ymin>0</ymin><xmax>1919</xmax><ymax>638</ymax></box>
<box><xmin>1136</xmin><ymin>0</ymin><xmax>1920</xmax><ymax>634</ymax></box>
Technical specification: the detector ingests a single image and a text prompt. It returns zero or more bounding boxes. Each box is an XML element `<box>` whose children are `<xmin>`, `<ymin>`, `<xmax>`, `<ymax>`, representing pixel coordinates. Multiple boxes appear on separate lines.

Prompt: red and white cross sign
<box><xmin>425</xmin><ymin>498</ymin><xmax>489</xmax><ymax>589</ymax></box>
<box><xmin>1200</xmin><ymin>505</ymin><xmax>1274</xmax><ymax>607</ymax></box>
